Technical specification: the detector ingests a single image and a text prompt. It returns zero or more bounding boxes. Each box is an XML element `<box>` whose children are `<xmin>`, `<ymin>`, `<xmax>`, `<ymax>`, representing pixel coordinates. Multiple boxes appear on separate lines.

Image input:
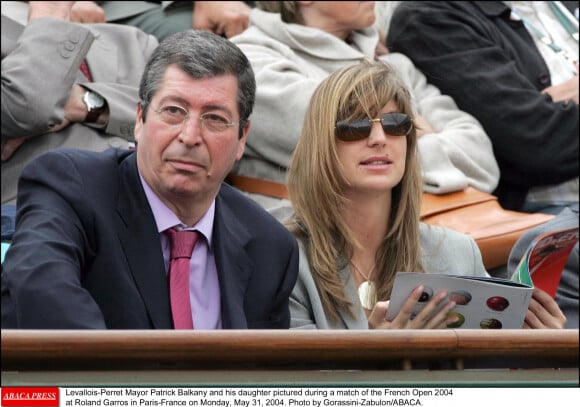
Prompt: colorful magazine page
<box><xmin>511</xmin><ymin>227</ymin><xmax>579</xmax><ymax>297</ymax></box>
<box><xmin>386</xmin><ymin>272</ymin><xmax>533</xmax><ymax>329</ymax></box>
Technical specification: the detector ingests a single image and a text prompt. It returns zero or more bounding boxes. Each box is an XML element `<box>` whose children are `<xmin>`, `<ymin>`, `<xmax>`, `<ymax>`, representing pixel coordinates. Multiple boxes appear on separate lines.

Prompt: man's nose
<box><xmin>178</xmin><ymin>117</ymin><xmax>203</xmax><ymax>145</ymax></box>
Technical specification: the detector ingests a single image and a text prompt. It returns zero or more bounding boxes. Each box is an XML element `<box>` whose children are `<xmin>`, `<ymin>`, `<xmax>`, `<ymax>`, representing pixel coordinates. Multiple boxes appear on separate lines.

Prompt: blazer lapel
<box><xmin>1</xmin><ymin>15</ymin><xmax>24</xmax><ymax>57</ymax></box>
<box><xmin>339</xmin><ymin>265</ymin><xmax>369</xmax><ymax>329</ymax></box>
<box><xmin>115</xmin><ymin>153</ymin><xmax>173</xmax><ymax>329</ymax></box>
<box><xmin>212</xmin><ymin>190</ymin><xmax>253</xmax><ymax>329</ymax></box>
<box><xmin>84</xmin><ymin>29</ymin><xmax>117</xmax><ymax>82</ymax></box>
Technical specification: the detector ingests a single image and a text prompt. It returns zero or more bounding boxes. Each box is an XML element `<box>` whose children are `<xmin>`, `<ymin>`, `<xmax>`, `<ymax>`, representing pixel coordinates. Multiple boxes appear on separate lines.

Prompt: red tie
<box><xmin>165</xmin><ymin>229</ymin><xmax>199</xmax><ymax>329</ymax></box>
<box><xmin>79</xmin><ymin>60</ymin><xmax>93</xmax><ymax>82</ymax></box>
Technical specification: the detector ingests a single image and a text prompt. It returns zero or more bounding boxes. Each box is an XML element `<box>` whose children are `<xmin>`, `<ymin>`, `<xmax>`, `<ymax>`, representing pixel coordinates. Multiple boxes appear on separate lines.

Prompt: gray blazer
<box><xmin>1</xmin><ymin>12</ymin><xmax>158</xmax><ymax>204</ymax></box>
<box><xmin>290</xmin><ymin>223</ymin><xmax>488</xmax><ymax>329</ymax></box>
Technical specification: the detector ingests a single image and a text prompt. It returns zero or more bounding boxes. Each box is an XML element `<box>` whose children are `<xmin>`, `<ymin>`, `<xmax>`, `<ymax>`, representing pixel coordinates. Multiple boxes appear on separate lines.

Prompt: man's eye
<box><xmin>203</xmin><ymin>114</ymin><xmax>229</xmax><ymax>124</ymax></box>
<box><xmin>163</xmin><ymin>106</ymin><xmax>187</xmax><ymax>117</ymax></box>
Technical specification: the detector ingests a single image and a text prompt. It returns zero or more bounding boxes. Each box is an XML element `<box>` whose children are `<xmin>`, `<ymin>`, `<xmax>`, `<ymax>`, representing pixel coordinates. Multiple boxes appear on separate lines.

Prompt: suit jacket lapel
<box><xmin>1</xmin><ymin>15</ymin><xmax>24</xmax><ymax>57</ymax></box>
<box><xmin>85</xmin><ymin>29</ymin><xmax>117</xmax><ymax>82</ymax></box>
<box><xmin>115</xmin><ymin>153</ymin><xmax>173</xmax><ymax>329</ymax></box>
<box><xmin>212</xmin><ymin>190</ymin><xmax>253</xmax><ymax>329</ymax></box>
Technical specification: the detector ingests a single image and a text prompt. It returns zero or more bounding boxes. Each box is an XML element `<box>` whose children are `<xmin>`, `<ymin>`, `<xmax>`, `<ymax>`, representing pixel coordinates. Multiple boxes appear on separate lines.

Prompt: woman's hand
<box><xmin>368</xmin><ymin>285</ymin><xmax>457</xmax><ymax>329</ymax></box>
<box><xmin>523</xmin><ymin>287</ymin><xmax>567</xmax><ymax>329</ymax></box>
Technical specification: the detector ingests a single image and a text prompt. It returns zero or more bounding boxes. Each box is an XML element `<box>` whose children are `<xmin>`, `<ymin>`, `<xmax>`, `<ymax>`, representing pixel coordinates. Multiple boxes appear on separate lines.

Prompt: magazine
<box><xmin>385</xmin><ymin>226</ymin><xmax>578</xmax><ymax>329</ymax></box>
<box><xmin>385</xmin><ymin>272</ymin><xmax>533</xmax><ymax>329</ymax></box>
<box><xmin>510</xmin><ymin>226</ymin><xmax>579</xmax><ymax>297</ymax></box>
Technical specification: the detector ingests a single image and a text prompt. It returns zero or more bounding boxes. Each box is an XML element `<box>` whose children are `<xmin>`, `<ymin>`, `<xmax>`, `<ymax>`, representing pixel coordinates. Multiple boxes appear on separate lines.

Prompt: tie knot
<box><xmin>165</xmin><ymin>229</ymin><xmax>199</xmax><ymax>260</ymax></box>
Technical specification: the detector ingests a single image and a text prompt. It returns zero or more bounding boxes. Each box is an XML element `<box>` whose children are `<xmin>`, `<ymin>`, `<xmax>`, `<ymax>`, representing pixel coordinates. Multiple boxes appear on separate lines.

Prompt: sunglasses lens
<box><xmin>335</xmin><ymin>119</ymin><xmax>371</xmax><ymax>141</ymax></box>
<box><xmin>335</xmin><ymin>113</ymin><xmax>412</xmax><ymax>141</ymax></box>
<box><xmin>380</xmin><ymin>113</ymin><xmax>412</xmax><ymax>136</ymax></box>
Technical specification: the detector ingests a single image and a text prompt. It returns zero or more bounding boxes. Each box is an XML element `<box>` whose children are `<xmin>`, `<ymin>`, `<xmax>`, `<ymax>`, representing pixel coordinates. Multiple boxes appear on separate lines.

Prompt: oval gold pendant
<box><xmin>358</xmin><ymin>281</ymin><xmax>376</xmax><ymax>310</ymax></box>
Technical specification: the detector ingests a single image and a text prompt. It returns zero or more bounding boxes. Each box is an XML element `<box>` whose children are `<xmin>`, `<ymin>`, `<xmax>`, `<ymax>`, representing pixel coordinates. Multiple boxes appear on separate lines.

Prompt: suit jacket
<box><xmin>387</xmin><ymin>1</ymin><xmax>579</xmax><ymax>211</ymax></box>
<box><xmin>1</xmin><ymin>11</ymin><xmax>158</xmax><ymax>205</ymax></box>
<box><xmin>1</xmin><ymin>148</ymin><xmax>299</xmax><ymax>329</ymax></box>
<box><xmin>508</xmin><ymin>206</ymin><xmax>579</xmax><ymax>329</ymax></box>
<box><xmin>290</xmin><ymin>223</ymin><xmax>488</xmax><ymax>329</ymax></box>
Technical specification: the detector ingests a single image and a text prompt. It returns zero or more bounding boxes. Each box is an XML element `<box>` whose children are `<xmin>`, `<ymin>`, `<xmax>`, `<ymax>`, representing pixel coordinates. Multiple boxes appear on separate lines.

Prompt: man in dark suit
<box><xmin>1</xmin><ymin>29</ymin><xmax>299</xmax><ymax>329</ymax></box>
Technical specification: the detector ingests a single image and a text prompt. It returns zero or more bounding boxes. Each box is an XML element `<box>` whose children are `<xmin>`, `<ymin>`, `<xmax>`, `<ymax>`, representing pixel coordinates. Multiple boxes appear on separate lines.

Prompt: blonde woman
<box><xmin>286</xmin><ymin>60</ymin><xmax>566</xmax><ymax>330</ymax></box>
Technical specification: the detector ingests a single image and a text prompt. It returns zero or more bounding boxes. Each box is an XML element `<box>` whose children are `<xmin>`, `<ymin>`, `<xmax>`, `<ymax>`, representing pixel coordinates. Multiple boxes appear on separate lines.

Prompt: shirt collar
<box><xmin>139</xmin><ymin>173</ymin><xmax>215</xmax><ymax>248</ymax></box>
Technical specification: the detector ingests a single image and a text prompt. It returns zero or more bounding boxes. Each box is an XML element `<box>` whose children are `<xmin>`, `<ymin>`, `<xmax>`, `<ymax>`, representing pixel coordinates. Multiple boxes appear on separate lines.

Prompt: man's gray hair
<box><xmin>139</xmin><ymin>30</ymin><xmax>256</xmax><ymax>137</ymax></box>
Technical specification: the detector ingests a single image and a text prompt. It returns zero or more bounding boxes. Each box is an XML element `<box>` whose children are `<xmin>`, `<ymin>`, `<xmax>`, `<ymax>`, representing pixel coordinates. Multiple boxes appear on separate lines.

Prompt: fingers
<box><xmin>525</xmin><ymin>288</ymin><xmax>567</xmax><ymax>329</ymax></box>
<box><xmin>522</xmin><ymin>321</ymin><xmax>531</xmax><ymax>329</ymax></box>
<box><xmin>192</xmin><ymin>11</ymin><xmax>213</xmax><ymax>32</ymax></box>
<box><xmin>224</xmin><ymin>19</ymin><xmax>248</xmax><ymax>38</ymax></box>
<box><xmin>205</xmin><ymin>12</ymin><xmax>248</xmax><ymax>37</ymax></box>
<box><xmin>413</xmin><ymin>290</ymin><xmax>455</xmax><ymax>329</ymax></box>
<box><xmin>532</xmin><ymin>287</ymin><xmax>560</xmax><ymax>314</ymax></box>
<box><xmin>28</xmin><ymin>1</ymin><xmax>74</xmax><ymax>21</ymax></box>
<box><xmin>70</xmin><ymin>1</ymin><xmax>106</xmax><ymax>23</ymax></box>
<box><xmin>192</xmin><ymin>1</ymin><xmax>250</xmax><ymax>37</ymax></box>
<box><xmin>425</xmin><ymin>299</ymin><xmax>457</xmax><ymax>329</ymax></box>
<box><xmin>367</xmin><ymin>301</ymin><xmax>389</xmax><ymax>329</ymax></box>
<box><xmin>524</xmin><ymin>307</ymin><xmax>541</xmax><ymax>328</ymax></box>
<box><xmin>387</xmin><ymin>286</ymin><xmax>454</xmax><ymax>329</ymax></box>
<box><xmin>540</xmin><ymin>77</ymin><xmax>579</xmax><ymax>104</ymax></box>
<box><xmin>388</xmin><ymin>285</ymin><xmax>424</xmax><ymax>328</ymax></box>
<box><xmin>1</xmin><ymin>137</ymin><xmax>28</xmax><ymax>161</ymax></box>
<box><xmin>221</xmin><ymin>2</ymin><xmax>250</xmax><ymax>37</ymax></box>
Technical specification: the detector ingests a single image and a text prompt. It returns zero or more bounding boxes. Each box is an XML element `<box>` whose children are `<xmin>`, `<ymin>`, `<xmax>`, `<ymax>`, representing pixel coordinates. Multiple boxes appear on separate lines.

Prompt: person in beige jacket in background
<box><xmin>229</xmin><ymin>1</ymin><xmax>500</xmax><ymax>219</ymax></box>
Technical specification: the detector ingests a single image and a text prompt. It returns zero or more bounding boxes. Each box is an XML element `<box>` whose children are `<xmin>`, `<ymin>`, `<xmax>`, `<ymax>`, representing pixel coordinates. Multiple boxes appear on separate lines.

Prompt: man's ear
<box><xmin>134</xmin><ymin>102</ymin><xmax>143</xmax><ymax>144</ymax></box>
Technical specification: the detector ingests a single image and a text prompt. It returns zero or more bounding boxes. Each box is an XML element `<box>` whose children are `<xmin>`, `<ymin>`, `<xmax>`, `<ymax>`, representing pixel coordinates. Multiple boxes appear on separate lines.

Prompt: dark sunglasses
<box><xmin>335</xmin><ymin>113</ymin><xmax>413</xmax><ymax>141</ymax></box>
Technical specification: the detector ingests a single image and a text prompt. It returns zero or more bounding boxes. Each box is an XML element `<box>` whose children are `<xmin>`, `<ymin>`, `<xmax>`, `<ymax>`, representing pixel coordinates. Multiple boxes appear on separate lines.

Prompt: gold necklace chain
<box><xmin>350</xmin><ymin>261</ymin><xmax>375</xmax><ymax>281</ymax></box>
<box><xmin>352</xmin><ymin>262</ymin><xmax>377</xmax><ymax>310</ymax></box>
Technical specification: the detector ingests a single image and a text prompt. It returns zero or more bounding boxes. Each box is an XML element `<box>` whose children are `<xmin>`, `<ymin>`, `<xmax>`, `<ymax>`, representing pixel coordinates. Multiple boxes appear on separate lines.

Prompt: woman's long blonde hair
<box><xmin>286</xmin><ymin>60</ymin><xmax>424</xmax><ymax>322</ymax></box>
